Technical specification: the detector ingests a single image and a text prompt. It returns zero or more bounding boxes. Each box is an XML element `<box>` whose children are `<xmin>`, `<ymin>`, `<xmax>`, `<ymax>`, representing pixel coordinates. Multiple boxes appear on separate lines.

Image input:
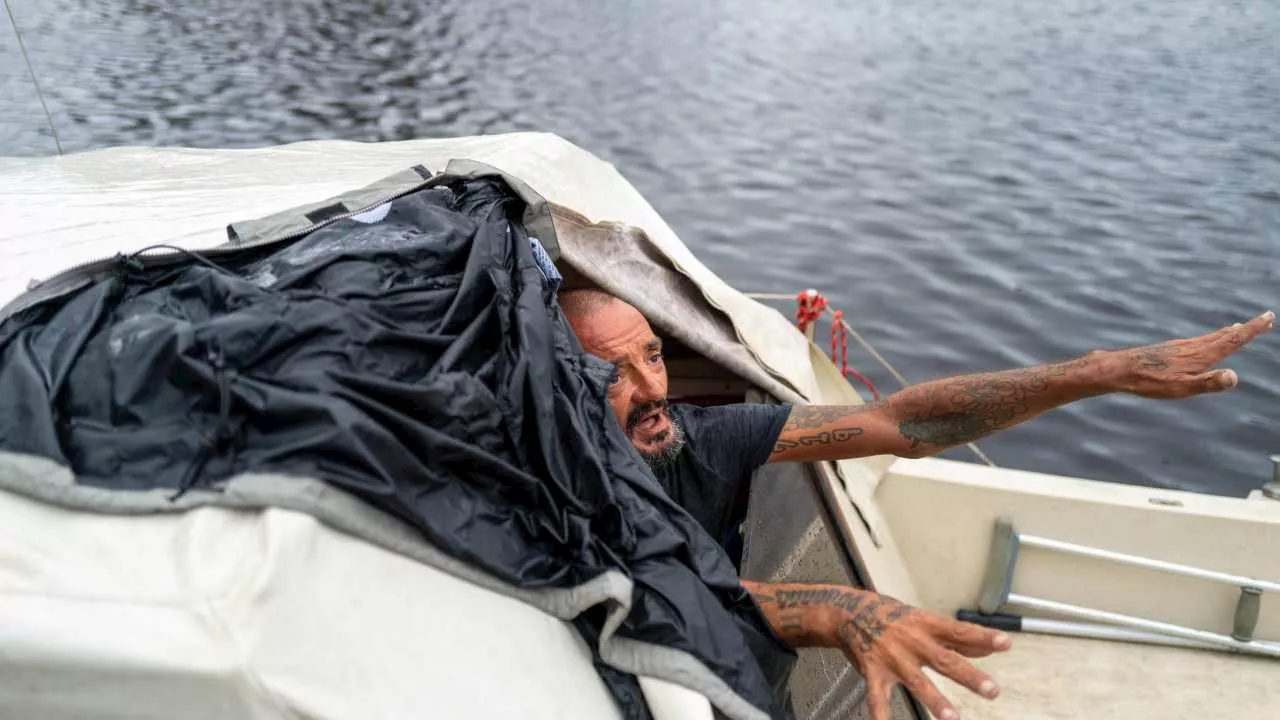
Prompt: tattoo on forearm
<box><xmin>783</xmin><ymin>404</ymin><xmax>877</xmax><ymax>431</ymax></box>
<box><xmin>773</xmin><ymin>427</ymin><xmax>864</xmax><ymax>454</ymax></box>
<box><xmin>779</xmin><ymin>611</ymin><xmax>809</xmax><ymax>642</ymax></box>
<box><xmin>896</xmin><ymin>358</ymin><xmax>1090</xmax><ymax>449</ymax></box>
<box><xmin>776</xmin><ymin>588</ymin><xmax>867</xmax><ymax>614</ymax></box>
<box><xmin>751</xmin><ymin>592</ymin><xmax>777</xmax><ymax>605</ymax></box>
<box><xmin>769</xmin><ymin>588</ymin><xmax>871</xmax><ymax>646</ymax></box>
<box><xmin>750</xmin><ymin>584</ymin><xmax>915</xmax><ymax>651</ymax></box>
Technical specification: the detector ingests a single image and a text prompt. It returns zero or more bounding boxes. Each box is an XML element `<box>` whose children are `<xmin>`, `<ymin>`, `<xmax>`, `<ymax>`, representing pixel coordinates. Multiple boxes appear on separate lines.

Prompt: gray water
<box><xmin>3</xmin><ymin>0</ymin><xmax>1278</xmax><ymax>496</ymax></box>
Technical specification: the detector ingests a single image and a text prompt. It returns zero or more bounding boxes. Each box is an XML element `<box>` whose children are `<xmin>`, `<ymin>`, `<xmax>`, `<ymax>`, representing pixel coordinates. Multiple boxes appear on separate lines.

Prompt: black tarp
<box><xmin>0</xmin><ymin>177</ymin><xmax>793</xmax><ymax>719</ymax></box>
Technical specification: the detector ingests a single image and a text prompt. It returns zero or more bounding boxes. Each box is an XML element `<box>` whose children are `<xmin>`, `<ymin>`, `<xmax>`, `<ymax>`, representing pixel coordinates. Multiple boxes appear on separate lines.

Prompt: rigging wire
<box><xmin>4</xmin><ymin>0</ymin><xmax>63</xmax><ymax>155</ymax></box>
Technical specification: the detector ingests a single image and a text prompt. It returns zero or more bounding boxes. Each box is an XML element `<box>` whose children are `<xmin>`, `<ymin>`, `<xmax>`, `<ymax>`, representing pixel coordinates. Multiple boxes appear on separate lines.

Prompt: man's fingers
<box><xmin>1247</xmin><ymin>310</ymin><xmax>1274</xmax><ymax>336</ymax></box>
<box><xmin>1213</xmin><ymin>311</ymin><xmax>1274</xmax><ymax>351</ymax></box>
<box><xmin>864</xmin><ymin>668</ymin><xmax>893</xmax><ymax>720</ymax></box>
<box><xmin>900</xmin><ymin>668</ymin><xmax>959</xmax><ymax>720</ymax></box>
<box><xmin>927</xmin><ymin>648</ymin><xmax>1000</xmax><ymax>700</ymax></box>
<box><xmin>934</xmin><ymin>617</ymin><xmax>1012</xmax><ymax>658</ymax></box>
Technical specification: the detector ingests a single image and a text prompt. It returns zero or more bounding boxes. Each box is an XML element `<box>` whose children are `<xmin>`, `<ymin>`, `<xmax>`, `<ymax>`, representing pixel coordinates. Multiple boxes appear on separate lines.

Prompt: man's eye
<box><xmin>649</xmin><ymin>353</ymin><xmax>663</xmax><ymax>364</ymax></box>
<box><xmin>609</xmin><ymin>368</ymin><xmax>621</xmax><ymax>385</ymax></box>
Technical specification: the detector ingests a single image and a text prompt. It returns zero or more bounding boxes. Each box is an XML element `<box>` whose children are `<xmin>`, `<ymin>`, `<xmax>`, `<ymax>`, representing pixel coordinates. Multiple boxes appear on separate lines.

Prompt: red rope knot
<box><xmin>794</xmin><ymin>291</ymin><xmax>881</xmax><ymax>401</ymax></box>
<box><xmin>831</xmin><ymin>309</ymin><xmax>880</xmax><ymax>401</ymax></box>
<box><xmin>795</xmin><ymin>289</ymin><xmax>827</xmax><ymax>333</ymax></box>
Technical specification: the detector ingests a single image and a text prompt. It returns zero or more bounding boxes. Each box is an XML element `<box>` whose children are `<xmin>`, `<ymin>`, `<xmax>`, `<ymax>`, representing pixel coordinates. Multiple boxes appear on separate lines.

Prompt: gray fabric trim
<box><xmin>0</xmin><ymin>272</ymin><xmax>93</xmax><ymax>324</ymax></box>
<box><xmin>225</xmin><ymin>166</ymin><xmax>434</xmax><ymax>246</ymax></box>
<box><xmin>0</xmin><ymin>451</ymin><xmax>766</xmax><ymax>720</ymax></box>
<box><xmin>222</xmin><ymin>160</ymin><xmax>559</xmax><ymax>260</ymax></box>
<box><xmin>604</xmin><ymin>637</ymin><xmax>770</xmax><ymax>720</ymax></box>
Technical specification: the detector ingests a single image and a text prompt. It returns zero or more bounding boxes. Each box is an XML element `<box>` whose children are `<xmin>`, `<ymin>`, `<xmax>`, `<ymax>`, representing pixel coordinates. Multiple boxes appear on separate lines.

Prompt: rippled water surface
<box><xmin>3</xmin><ymin>0</ymin><xmax>1278</xmax><ymax>495</ymax></box>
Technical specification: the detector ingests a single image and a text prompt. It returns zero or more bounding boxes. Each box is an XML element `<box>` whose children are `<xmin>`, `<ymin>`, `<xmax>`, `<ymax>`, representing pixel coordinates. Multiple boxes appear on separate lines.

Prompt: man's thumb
<box><xmin>1200</xmin><ymin>369</ymin><xmax>1238</xmax><ymax>392</ymax></box>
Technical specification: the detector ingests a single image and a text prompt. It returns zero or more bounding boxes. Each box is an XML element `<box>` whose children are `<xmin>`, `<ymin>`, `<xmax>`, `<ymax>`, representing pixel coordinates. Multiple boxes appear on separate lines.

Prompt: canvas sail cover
<box><xmin>0</xmin><ymin>167</ymin><xmax>794</xmax><ymax>719</ymax></box>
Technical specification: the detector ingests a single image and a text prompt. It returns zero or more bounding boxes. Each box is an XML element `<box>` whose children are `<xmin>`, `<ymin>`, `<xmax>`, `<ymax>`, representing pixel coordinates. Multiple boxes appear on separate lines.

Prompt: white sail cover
<box><xmin>0</xmin><ymin>133</ymin><xmax>773</xmax><ymax>720</ymax></box>
<box><xmin>0</xmin><ymin>133</ymin><xmax>817</xmax><ymax>399</ymax></box>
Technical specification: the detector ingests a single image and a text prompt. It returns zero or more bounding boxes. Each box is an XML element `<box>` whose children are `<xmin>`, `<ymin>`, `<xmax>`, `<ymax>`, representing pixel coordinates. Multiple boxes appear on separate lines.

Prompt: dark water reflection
<box><xmin>3</xmin><ymin>0</ymin><xmax>1278</xmax><ymax>495</ymax></box>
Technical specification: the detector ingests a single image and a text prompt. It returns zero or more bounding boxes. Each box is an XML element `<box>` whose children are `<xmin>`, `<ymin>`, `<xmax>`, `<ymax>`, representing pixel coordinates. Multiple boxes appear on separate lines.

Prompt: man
<box><xmin>560</xmin><ymin>288</ymin><xmax>1273</xmax><ymax>720</ymax></box>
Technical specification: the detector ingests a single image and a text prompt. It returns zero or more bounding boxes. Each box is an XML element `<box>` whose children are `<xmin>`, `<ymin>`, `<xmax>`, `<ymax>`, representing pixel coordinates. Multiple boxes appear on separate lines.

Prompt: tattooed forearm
<box><xmin>770</xmin><ymin>404</ymin><xmax>880</xmax><ymax>460</ymax></box>
<box><xmin>769</xmin><ymin>353</ymin><xmax>1113</xmax><ymax>462</ymax></box>
<box><xmin>782</xmin><ymin>404</ymin><xmax>878</xmax><ymax>431</ymax></box>
<box><xmin>777</xmin><ymin>588</ymin><xmax>867</xmax><ymax>614</ymax></box>
<box><xmin>772</xmin><ymin>427</ymin><xmax>864</xmax><ymax>454</ymax></box>
<box><xmin>891</xmin><ymin>356</ymin><xmax>1097</xmax><ymax>453</ymax></box>
<box><xmin>744</xmin><ymin>580</ymin><xmax>915</xmax><ymax>652</ymax></box>
<box><xmin>744</xmin><ymin>581</ymin><xmax>829</xmax><ymax>646</ymax></box>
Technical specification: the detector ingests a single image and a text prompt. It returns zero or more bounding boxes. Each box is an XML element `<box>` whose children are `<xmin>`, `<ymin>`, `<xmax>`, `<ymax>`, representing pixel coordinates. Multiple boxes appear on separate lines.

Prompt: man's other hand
<box><xmin>829</xmin><ymin>593</ymin><xmax>1008</xmax><ymax>720</ymax></box>
<box><xmin>1109</xmin><ymin>310</ymin><xmax>1274</xmax><ymax>399</ymax></box>
<box><xmin>742</xmin><ymin>581</ymin><xmax>1009</xmax><ymax>720</ymax></box>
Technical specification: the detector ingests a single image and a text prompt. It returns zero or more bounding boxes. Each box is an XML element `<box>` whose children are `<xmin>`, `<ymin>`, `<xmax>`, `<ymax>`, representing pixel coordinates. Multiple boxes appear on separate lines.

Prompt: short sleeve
<box><xmin>690</xmin><ymin>403</ymin><xmax>792</xmax><ymax>485</ymax></box>
<box><xmin>660</xmin><ymin>403</ymin><xmax>791</xmax><ymax>551</ymax></box>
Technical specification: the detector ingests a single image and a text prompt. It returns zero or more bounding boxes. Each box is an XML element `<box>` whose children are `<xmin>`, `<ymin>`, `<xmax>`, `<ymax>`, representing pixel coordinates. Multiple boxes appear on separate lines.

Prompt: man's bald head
<box><xmin>559</xmin><ymin>288</ymin><xmax>621</xmax><ymax>322</ymax></box>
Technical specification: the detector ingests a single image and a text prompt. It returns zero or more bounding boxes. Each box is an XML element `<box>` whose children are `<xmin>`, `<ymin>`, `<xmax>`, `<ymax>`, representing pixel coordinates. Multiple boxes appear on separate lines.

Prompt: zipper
<box><xmin>3</xmin><ymin>176</ymin><xmax>437</xmax><ymax>322</ymax></box>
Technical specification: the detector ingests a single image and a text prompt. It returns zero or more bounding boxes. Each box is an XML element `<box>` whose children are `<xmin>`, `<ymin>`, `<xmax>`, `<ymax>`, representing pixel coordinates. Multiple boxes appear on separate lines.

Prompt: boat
<box><xmin>0</xmin><ymin>133</ymin><xmax>1277</xmax><ymax>720</ymax></box>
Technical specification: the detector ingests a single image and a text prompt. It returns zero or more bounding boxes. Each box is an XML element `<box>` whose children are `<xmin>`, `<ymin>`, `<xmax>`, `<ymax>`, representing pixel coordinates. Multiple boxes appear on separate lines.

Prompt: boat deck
<box><xmin>950</xmin><ymin>632</ymin><xmax>1278</xmax><ymax>719</ymax></box>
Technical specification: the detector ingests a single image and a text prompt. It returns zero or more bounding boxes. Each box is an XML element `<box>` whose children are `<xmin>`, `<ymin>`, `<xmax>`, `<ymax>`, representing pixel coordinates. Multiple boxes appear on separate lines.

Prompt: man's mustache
<box><xmin>626</xmin><ymin>400</ymin><xmax>669</xmax><ymax>433</ymax></box>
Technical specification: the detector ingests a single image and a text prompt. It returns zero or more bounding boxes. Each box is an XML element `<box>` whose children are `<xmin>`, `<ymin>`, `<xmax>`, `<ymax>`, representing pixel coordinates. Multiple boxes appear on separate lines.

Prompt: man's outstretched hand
<box><xmin>743</xmin><ymin>581</ymin><xmax>1009</xmax><ymax>720</ymax></box>
<box><xmin>1110</xmin><ymin>310</ymin><xmax>1274</xmax><ymax>399</ymax></box>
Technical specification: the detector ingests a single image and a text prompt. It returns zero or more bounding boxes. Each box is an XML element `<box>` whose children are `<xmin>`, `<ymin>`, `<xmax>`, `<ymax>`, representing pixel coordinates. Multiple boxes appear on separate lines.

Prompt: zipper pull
<box><xmin>113</xmin><ymin>253</ymin><xmax>145</xmax><ymax>274</ymax></box>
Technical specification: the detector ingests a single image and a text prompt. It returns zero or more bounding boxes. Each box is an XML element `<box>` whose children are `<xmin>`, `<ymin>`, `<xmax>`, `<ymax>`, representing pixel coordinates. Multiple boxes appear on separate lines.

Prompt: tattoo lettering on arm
<box><xmin>745</xmin><ymin>582</ymin><xmax>920</xmax><ymax>652</ymax></box>
<box><xmin>776</xmin><ymin>588</ymin><xmax>866</xmax><ymax>614</ymax></box>
<box><xmin>895</xmin><ymin>357</ymin><xmax>1090</xmax><ymax>450</ymax></box>
<box><xmin>773</xmin><ymin>588</ymin><xmax>871</xmax><ymax>647</ymax></box>
<box><xmin>779</xmin><ymin>611</ymin><xmax>810</xmax><ymax>642</ymax></box>
<box><xmin>772</xmin><ymin>427</ymin><xmax>864</xmax><ymax>454</ymax></box>
<box><xmin>751</xmin><ymin>591</ymin><xmax>777</xmax><ymax>605</ymax></box>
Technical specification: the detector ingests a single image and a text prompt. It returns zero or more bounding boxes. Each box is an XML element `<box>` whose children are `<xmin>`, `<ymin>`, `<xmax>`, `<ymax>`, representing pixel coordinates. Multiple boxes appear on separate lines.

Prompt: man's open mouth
<box><xmin>627</xmin><ymin>401</ymin><xmax>669</xmax><ymax>435</ymax></box>
<box><xmin>636</xmin><ymin>409</ymin><xmax>664</xmax><ymax>432</ymax></box>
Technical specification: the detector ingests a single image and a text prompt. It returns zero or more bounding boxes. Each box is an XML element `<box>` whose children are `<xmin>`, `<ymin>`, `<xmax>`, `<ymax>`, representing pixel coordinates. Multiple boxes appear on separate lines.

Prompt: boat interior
<box><xmin>618</xmin><ymin>283</ymin><xmax>1280</xmax><ymax>719</ymax></box>
<box><xmin>552</xmin><ymin>194</ymin><xmax>1280</xmax><ymax>720</ymax></box>
<box><xmin>1</xmin><ymin>135</ymin><xmax>1277</xmax><ymax>720</ymax></box>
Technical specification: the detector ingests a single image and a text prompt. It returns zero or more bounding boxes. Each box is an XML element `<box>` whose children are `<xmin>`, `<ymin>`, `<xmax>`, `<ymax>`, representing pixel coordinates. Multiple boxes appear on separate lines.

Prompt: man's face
<box><xmin>566</xmin><ymin>299</ymin><xmax>681</xmax><ymax>465</ymax></box>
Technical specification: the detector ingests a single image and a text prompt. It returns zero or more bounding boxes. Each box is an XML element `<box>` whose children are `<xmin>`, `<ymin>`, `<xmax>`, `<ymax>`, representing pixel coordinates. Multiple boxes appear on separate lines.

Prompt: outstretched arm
<box><xmin>742</xmin><ymin>579</ymin><xmax>1009</xmax><ymax>720</ymax></box>
<box><xmin>769</xmin><ymin>311</ymin><xmax>1273</xmax><ymax>463</ymax></box>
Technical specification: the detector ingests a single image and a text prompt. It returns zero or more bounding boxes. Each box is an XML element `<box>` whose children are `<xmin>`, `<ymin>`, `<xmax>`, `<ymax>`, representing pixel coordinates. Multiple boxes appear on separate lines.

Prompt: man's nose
<box><xmin>632</xmin><ymin>367</ymin><xmax>666</xmax><ymax>403</ymax></box>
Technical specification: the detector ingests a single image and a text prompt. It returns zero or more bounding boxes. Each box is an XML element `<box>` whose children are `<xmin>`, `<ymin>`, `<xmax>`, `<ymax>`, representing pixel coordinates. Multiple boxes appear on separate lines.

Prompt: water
<box><xmin>2</xmin><ymin>0</ymin><xmax>1278</xmax><ymax>496</ymax></box>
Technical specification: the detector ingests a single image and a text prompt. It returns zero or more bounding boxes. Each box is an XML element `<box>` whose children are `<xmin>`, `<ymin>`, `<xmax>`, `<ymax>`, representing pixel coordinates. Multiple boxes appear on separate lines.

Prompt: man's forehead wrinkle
<box><xmin>581</xmin><ymin>320</ymin><xmax>657</xmax><ymax>360</ymax></box>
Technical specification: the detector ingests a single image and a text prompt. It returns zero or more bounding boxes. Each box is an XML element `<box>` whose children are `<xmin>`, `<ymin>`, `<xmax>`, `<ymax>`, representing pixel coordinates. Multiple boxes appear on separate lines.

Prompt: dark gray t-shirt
<box><xmin>652</xmin><ymin>402</ymin><xmax>798</xmax><ymax>717</ymax></box>
<box><xmin>651</xmin><ymin>402</ymin><xmax>792</xmax><ymax>563</ymax></box>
